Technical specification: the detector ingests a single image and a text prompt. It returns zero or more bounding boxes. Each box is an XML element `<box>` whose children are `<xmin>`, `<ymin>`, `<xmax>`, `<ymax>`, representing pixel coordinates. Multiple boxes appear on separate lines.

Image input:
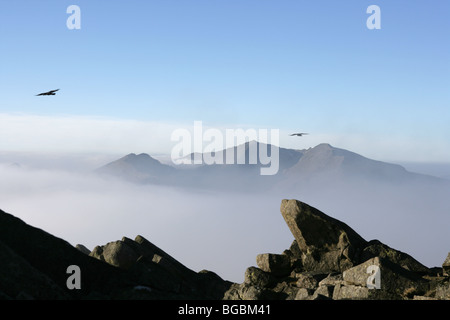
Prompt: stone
<box><xmin>319</xmin><ymin>273</ymin><xmax>344</xmax><ymax>286</ymax></box>
<box><xmin>443</xmin><ymin>253</ymin><xmax>450</xmax><ymax>276</ymax></box>
<box><xmin>280</xmin><ymin>199</ymin><xmax>367</xmax><ymax>273</ymax></box>
<box><xmin>256</xmin><ymin>253</ymin><xmax>291</xmax><ymax>277</ymax></box>
<box><xmin>75</xmin><ymin>244</ymin><xmax>91</xmax><ymax>255</ymax></box>
<box><xmin>342</xmin><ymin>256</ymin><xmax>426</xmax><ymax>296</ymax></box>
<box><xmin>312</xmin><ymin>285</ymin><xmax>334</xmax><ymax>299</ymax></box>
<box><xmin>295</xmin><ymin>272</ymin><xmax>327</xmax><ymax>289</ymax></box>
<box><xmin>295</xmin><ymin>288</ymin><xmax>313</xmax><ymax>300</ymax></box>
<box><xmin>244</xmin><ymin>266</ymin><xmax>276</xmax><ymax>288</ymax></box>
<box><xmin>90</xmin><ymin>238</ymin><xmax>140</xmax><ymax>269</ymax></box>
<box><xmin>361</xmin><ymin>240</ymin><xmax>429</xmax><ymax>273</ymax></box>
<box><xmin>333</xmin><ymin>284</ymin><xmax>369</xmax><ymax>300</ymax></box>
<box><xmin>435</xmin><ymin>282</ymin><xmax>450</xmax><ymax>300</ymax></box>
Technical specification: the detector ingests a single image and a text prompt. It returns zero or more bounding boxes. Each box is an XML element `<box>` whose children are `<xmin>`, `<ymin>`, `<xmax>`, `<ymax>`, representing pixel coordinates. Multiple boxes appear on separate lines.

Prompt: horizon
<box><xmin>2</xmin><ymin>140</ymin><xmax>450</xmax><ymax>180</ymax></box>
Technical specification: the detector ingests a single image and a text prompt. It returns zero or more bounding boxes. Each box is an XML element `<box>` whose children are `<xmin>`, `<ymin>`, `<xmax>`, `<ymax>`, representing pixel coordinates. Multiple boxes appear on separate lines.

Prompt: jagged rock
<box><xmin>333</xmin><ymin>284</ymin><xmax>370</xmax><ymax>300</ymax></box>
<box><xmin>256</xmin><ymin>253</ymin><xmax>291</xmax><ymax>277</ymax></box>
<box><xmin>361</xmin><ymin>240</ymin><xmax>428</xmax><ymax>273</ymax></box>
<box><xmin>226</xmin><ymin>199</ymin><xmax>450</xmax><ymax>301</ymax></box>
<box><xmin>295</xmin><ymin>272</ymin><xmax>327</xmax><ymax>289</ymax></box>
<box><xmin>318</xmin><ymin>273</ymin><xmax>344</xmax><ymax>286</ymax></box>
<box><xmin>312</xmin><ymin>285</ymin><xmax>334</xmax><ymax>299</ymax></box>
<box><xmin>342</xmin><ymin>256</ymin><xmax>430</xmax><ymax>298</ymax></box>
<box><xmin>75</xmin><ymin>244</ymin><xmax>91</xmax><ymax>255</ymax></box>
<box><xmin>280</xmin><ymin>199</ymin><xmax>367</xmax><ymax>273</ymax></box>
<box><xmin>244</xmin><ymin>266</ymin><xmax>277</xmax><ymax>288</ymax></box>
<box><xmin>90</xmin><ymin>238</ymin><xmax>140</xmax><ymax>269</ymax></box>
<box><xmin>295</xmin><ymin>288</ymin><xmax>313</xmax><ymax>300</ymax></box>
<box><xmin>0</xmin><ymin>208</ymin><xmax>232</xmax><ymax>300</ymax></box>
<box><xmin>435</xmin><ymin>281</ymin><xmax>450</xmax><ymax>300</ymax></box>
<box><xmin>443</xmin><ymin>253</ymin><xmax>450</xmax><ymax>276</ymax></box>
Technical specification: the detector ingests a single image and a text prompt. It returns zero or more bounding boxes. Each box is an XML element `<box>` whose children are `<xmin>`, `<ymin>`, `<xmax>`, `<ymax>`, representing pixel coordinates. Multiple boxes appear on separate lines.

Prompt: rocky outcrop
<box><xmin>88</xmin><ymin>235</ymin><xmax>232</xmax><ymax>299</ymax></box>
<box><xmin>0</xmin><ymin>199</ymin><xmax>448</xmax><ymax>300</ymax></box>
<box><xmin>443</xmin><ymin>253</ymin><xmax>450</xmax><ymax>276</ymax></box>
<box><xmin>280</xmin><ymin>199</ymin><xmax>367</xmax><ymax>272</ymax></box>
<box><xmin>224</xmin><ymin>199</ymin><xmax>449</xmax><ymax>300</ymax></box>
<box><xmin>0</xmin><ymin>209</ymin><xmax>231</xmax><ymax>300</ymax></box>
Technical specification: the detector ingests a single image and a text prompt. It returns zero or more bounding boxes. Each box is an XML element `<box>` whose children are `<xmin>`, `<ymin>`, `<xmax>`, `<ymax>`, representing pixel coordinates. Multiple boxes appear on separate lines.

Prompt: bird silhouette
<box><xmin>290</xmin><ymin>133</ymin><xmax>308</xmax><ymax>136</ymax></box>
<box><xmin>36</xmin><ymin>89</ymin><xmax>59</xmax><ymax>96</ymax></box>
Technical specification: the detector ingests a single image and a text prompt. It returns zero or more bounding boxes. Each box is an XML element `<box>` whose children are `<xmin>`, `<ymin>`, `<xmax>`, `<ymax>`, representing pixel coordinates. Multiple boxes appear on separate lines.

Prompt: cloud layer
<box><xmin>1</xmin><ymin>113</ymin><xmax>450</xmax><ymax>163</ymax></box>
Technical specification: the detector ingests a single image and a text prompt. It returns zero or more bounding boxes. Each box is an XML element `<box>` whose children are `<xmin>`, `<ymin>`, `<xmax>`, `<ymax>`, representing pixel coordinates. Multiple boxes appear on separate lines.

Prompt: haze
<box><xmin>1</xmin><ymin>150</ymin><xmax>449</xmax><ymax>283</ymax></box>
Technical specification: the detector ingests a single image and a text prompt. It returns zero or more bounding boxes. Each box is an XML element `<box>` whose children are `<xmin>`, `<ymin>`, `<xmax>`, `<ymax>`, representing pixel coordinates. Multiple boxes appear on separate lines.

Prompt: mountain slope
<box><xmin>283</xmin><ymin>143</ymin><xmax>446</xmax><ymax>187</ymax></box>
<box><xmin>96</xmin><ymin>143</ymin><xmax>448</xmax><ymax>191</ymax></box>
<box><xmin>97</xmin><ymin>153</ymin><xmax>175</xmax><ymax>184</ymax></box>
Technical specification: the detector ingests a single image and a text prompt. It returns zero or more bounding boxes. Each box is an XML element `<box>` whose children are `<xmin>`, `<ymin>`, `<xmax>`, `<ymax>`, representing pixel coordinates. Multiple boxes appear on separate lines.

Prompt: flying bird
<box><xmin>36</xmin><ymin>89</ymin><xmax>59</xmax><ymax>96</ymax></box>
<box><xmin>290</xmin><ymin>133</ymin><xmax>308</xmax><ymax>136</ymax></box>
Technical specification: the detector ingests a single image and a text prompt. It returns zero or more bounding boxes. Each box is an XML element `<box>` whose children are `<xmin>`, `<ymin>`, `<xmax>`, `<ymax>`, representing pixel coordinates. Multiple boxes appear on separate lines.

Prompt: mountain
<box><xmin>283</xmin><ymin>143</ymin><xmax>445</xmax><ymax>187</ymax></box>
<box><xmin>96</xmin><ymin>142</ymin><xmax>448</xmax><ymax>192</ymax></box>
<box><xmin>96</xmin><ymin>153</ymin><xmax>176</xmax><ymax>185</ymax></box>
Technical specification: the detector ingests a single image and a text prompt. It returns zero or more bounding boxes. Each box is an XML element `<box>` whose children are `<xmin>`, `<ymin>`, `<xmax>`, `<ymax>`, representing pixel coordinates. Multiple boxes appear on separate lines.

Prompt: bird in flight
<box><xmin>290</xmin><ymin>133</ymin><xmax>308</xmax><ymax>136</ymax></box>
<box><xmin>36</xmin><ymin>89</ymin><xmax>59</xmax><ymax>96</ymax></box>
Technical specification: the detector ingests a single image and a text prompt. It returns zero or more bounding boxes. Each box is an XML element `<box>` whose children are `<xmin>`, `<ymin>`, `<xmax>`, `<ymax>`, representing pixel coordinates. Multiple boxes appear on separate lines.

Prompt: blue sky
<box><xmin>0</xmin><ymin>1</ymin><xmax>449</xmax><ymax>162</ymax></box>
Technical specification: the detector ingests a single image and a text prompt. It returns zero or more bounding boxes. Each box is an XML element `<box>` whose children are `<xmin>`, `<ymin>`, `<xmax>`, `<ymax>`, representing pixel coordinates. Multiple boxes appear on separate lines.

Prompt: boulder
<box><xmin>256</xmin><ymin>253</ymin><xmax>291</xmax><ymax>277</ymax></box>
<box><xmin>75</xmin><ymin>244</ymin><xmax>91</xmax><ymax>255</ymax></box>
<box><xmin>244</xmin><ymin>266</ymin><xmax>277</xmax><ymax>288</ymax></box>
<box><xmin>312</xmin><ymin>285</ymin><xmax>334</xmax><ymax>299</ymax></box>
<box><xmin>443</xmin><ymin>253</ymin><xmax>450</xmax><ymax>276</ymax></box>
<box><xmin>333</xmin><ymin>284</ymin><xmax>369</xmax><ymax>300</ymax></box>
<box><xmin>280</xmin><ymin>199</ymin><xmax>367</xmax><ymax>272</ymax></box>
<box><xmin>295</xmin><ymin>271</ymin><xmax>327</xmax><ymax>289</ymax></box>
<box><xmin>342</xmin><ymin>256</ymin><xmax>427</xmax><ymax>298</ymax></box>
<box><xmin>435</xmin><ymin>281</ymin><xmax>450</xmax><ymax>300</ymax></box>
<box><xmin>361</xmin><ymin>240</ymin><xmax>428</xmax><ymax>273</ymax></box>
<box><xmin>89</xmin><ymin>238</ymin><xmax>140</xmax><ymax>269</ymax></box>
<box><xmin>294</xmin><ymin>288</ymin><xmax>313</xmax><ymax>300</ymax></box>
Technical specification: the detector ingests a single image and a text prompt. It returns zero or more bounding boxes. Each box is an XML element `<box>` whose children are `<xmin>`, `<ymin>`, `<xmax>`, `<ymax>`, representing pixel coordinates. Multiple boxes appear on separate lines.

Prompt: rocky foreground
<box><xmin>0</xmin><ymin>199</ymin><xmax>449</xmax><ymax>300</ymax></box>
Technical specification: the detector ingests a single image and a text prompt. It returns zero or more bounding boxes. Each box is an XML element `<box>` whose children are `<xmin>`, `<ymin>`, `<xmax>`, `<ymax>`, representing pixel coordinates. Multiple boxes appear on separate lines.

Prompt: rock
<box><xmin>295</xmin><ymin>288</ymin><xmax>313</xmax><ymax>300</ymax></box>
<box><xmin>333</xmin><ymin>284</ymin><xmax>369</xmax><ymax>300</ymax></box>
<box><xmin>0</xmin><ymin>208</ymin><xmax>233</xmax><ymax>300</ymax></box>
<box><xmin>75</xmin><ymin>244</ymin><xmax>91</xmax><ymax>255</ymax></box>
<box><xmin>318</xmin><ymin>273</ymin><xmax>344</xmax><ymax>286</ymax></box>
<box><xmin>342</xmin><ymin>256</ymin><xmax>428</xmax><ymax>297</ymax></box>
<box><xmin>361</xmin><ymin>240</ymin><xmax>429</xmax><ymax>273</ymax></box>
<box><xmin>443</xmin><ymin>253</ymin><xmax>450</xmax><ymax>276</ymax></box>
<box><xmin>89</xmin><ymin>238</ymin><xmax>140</xmax><ymax>269</ymax></box>
<box><xmin>295</xmin><ymin>272</ymin><xmax>327</xmax><ymax>289</ymax></box>
<box><xmin>413</xmin><ymin>295</ymin><xmax>437</xmax><ymax>300</ymax></box>
<box><xmin>244</xmin><ymin>266</ymin><xmax>277</xmax><ymax>288</ymax></box>
<box><xmin>256</xmin><ymin>253</ymin><xmax>291</xmax><ymax>277</ymax></box>
<box><xmin>312</xmin><ymin>285</ymin><xmax>334</xmax><ymax>299</ymax></box>
<box><xmin>435</xmin><ymin>281</ymin><xmax>450</xmax><ymax>300</ymax></box>
<box><xmin>0</xmin><ymin>209</ymin><xmax>132</xmax><ymax>300</ymax></box>
<box><xmin>0</xmin><ymin>240</ymin><xmax>70</xmax><ymax>299</ymax></box>
<box><xmin>280</xmin><ymin>199</ymin><xmax>367</xmax><ymax>273</ymax></box>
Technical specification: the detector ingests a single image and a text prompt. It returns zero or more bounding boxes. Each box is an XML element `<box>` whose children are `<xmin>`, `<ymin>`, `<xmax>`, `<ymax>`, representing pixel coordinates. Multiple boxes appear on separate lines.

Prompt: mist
<box><xmin>0</xmin><ymin>153</ymin><xmax>449</xmax><ymax>283</ymax></box>
<box><xmin>0</xmin><ymin>161</ymin><xmax>292</xmax><ymax>283</ymax></box>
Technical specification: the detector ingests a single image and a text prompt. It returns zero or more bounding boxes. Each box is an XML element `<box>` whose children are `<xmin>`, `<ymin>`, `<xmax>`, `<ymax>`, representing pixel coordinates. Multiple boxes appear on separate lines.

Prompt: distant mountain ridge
<box><xmin>96</xmin><ymin>153</ymin><xmax>175</xmax><ymax>184</ymax></box>
<box><xmin>96</xmin><ymin>142</ymin><xmax>448</xmax><ymax>191</ymax></box>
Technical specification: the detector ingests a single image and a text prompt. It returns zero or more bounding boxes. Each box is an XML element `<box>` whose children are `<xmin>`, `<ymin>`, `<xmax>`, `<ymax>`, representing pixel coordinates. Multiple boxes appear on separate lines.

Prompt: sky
<box><xmin>0</xmin><ymin>0</ymin><xmax>449</xmax><ymax>162</ymax></box>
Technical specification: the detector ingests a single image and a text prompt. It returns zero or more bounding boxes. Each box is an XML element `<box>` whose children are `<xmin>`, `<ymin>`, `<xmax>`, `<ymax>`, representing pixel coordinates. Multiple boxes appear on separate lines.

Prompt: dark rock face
<box><xmin>0</xmin><ymin>209</ymin><xmax>232</xmax><ymax>300</ymax></box>
<box><xmin>224</xmin><ymin>199</ymin><xmax>450</xmax><ymax>300</ymax></box>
